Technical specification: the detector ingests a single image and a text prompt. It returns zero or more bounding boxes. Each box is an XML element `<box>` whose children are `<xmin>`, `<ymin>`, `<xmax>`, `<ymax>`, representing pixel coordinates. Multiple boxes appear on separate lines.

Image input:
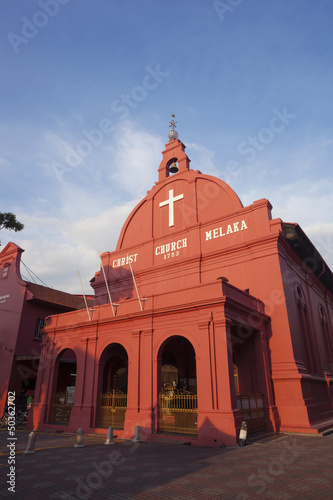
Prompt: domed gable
<box><xmin>117</xmin><ymin>139</ymin><xmax>243</xmax><ymax>250</ymax></box>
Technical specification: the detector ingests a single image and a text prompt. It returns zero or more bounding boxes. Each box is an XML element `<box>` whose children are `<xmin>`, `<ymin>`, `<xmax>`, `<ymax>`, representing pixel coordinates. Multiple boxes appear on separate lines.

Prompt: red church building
<box><xmin>28</xmin><ymin>120</ymin><xmax>333</xmax><ymax>446</ymax></box>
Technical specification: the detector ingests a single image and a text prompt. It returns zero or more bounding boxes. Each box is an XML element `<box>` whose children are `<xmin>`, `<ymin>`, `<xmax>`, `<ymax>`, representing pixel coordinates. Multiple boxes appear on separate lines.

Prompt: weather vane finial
<box><xmin>168</xmin><ymin>113</ymin><xmax>178</xmax><ymax>140</ymax></box>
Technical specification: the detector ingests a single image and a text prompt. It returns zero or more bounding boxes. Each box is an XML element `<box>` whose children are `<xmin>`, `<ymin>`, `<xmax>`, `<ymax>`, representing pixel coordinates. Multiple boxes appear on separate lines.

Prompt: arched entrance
<box><xmin>97</xmin><ymin>343</ymin><xmax>128</xmax><ymax>429</ymax></box>
<box><xmin>158</xmin><ymin>336</ymin><xmax>197</xmax><ymax>435</ymax></box>
<box><xmin>232</xmin><ymin>325</ymin><xmax>266</xmax><ymax>432</ymax></box>
<box><xmin>49</xmin><ymin>348</ymin><xmax>77</xmax><ymax>424</ymax></box>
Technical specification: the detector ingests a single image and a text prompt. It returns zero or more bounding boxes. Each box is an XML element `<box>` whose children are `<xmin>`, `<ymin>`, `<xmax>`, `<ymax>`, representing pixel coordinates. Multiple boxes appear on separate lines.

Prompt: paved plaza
<box><xmin>0</xmin><ymin>428</ymin><xmax>332</xmax><ymax>499</ymax></box>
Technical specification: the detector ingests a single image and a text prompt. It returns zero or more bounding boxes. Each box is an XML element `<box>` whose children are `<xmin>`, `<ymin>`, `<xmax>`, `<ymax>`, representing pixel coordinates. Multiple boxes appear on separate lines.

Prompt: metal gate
<box><xmin>158</xmin><ymin>384</ymin><xmax>197</xmax><ymax>435</ymax></box>
<box><xmin>49</xmin><ymin>392</ymin><xmax>73</xmax><ymax>424</ymax></box>
<box><xmin>97</xmin><ymin>390</ymin><xmax>127</xmax><ymax>429</ymax></box>
<box><xmin>237</xmin><ymin>394</ymin><xmax>266</xmax><ymax>432</ymax></box>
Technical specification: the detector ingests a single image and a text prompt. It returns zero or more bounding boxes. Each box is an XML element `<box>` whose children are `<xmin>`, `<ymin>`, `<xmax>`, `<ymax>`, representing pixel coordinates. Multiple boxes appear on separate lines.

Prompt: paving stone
<box><xmin>201</xmin><ymin>487</ymin><xmax>225</xmax><ymax>495</ymax></box>
<box><xmin>170</xmin><ymin>477</ymin><xmax>191</xmax><ymax>484</ymax></box>
<box><xmin>268</xmin><ymin>491</ymin><xmax>295</xmax><ymax>500</ymax></box>
<box><xmin>1</xmin><ymin>430</ymin><xmax>333</xmax><ymax>499</ymax></box>
<box><xmin>33</xmin><ymin>481</ymin><xmax>55</xmax><ymax>488</ymax></box>
<box><xmin>165</xmin><ymin>466</ymin><xmax>185</xmax><ymax>472</ymax></box>
<box><xmin>114</xmin><ymin>476</ymin><xmax>136</xmax><ymax>483</ymax></box>
<box><xmin>189</xmin><ymin>471</ymin><xmax>213</xmax><ymax>478</ymax></box>
<box><xmin>173</xmin><ymin>496</ymin><xmax>197</xmax><ymax>500</ymax></box>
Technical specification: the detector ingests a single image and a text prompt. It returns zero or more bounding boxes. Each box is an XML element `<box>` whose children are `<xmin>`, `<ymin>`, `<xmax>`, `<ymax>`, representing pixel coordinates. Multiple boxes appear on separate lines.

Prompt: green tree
<box><xmin>0</xmin><ymin>212</ymin><xmax>24</xmax><ymax>243</ymax></box>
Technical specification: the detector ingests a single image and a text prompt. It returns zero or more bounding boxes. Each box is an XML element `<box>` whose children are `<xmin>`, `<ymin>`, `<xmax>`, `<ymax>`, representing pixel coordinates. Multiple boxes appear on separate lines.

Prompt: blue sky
<box><xmin>1</xmin><ymin>0</ymin><xmax>333</xmax><ymax>292</ymax></box>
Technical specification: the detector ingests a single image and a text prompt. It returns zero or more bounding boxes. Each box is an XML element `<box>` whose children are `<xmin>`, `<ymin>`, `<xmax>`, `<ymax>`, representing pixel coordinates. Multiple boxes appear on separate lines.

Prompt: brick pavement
<box><xmin>0</xmin><ymin>428</ymin><xmax>332</xmax><ymax>499</ymax></box>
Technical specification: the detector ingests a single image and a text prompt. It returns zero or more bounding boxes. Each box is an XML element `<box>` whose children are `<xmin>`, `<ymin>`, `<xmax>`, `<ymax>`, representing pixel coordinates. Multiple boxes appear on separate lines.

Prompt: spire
<box><xmin>168</xmin><ymin>113</ymin><xmax>178</xmax><ymax>140</ymax></box>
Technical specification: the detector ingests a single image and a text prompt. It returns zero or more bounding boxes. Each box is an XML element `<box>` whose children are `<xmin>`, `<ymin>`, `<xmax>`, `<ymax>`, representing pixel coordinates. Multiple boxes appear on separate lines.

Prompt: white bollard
<box><xmin>23</xmin><ymin>431</ymin><xmax>37</xmax><ymax>455</ymax></box>
<box><xmin>238</xmin><ymin>421</ymin><xmax>248</xmax><ymax>447</ymax></box>
<box><xmin>73</xmin><ymin>427</ymin><xmax>85</xmax><ymax>448</ymax></box>
<box><xmin>132</xmin><ymin>424</ymin><xmax>141</xmax><ymax>443</ymax></box>
<box><xmin>104</xmin><ymin>426</ymin><xmax>115</xmax><ymax>445</ymax></box>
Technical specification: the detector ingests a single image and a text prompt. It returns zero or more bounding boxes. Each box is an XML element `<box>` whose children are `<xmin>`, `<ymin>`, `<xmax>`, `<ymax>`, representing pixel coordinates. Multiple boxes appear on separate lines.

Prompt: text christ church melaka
<box><xmin>29</xmin><ymin>117</ymin><xmax>333</xmax><ymax>446</ymax></box>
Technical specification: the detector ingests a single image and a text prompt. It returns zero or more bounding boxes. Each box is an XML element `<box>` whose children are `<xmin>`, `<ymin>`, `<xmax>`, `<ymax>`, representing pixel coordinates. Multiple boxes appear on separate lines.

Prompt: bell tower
<box><xmin>157</xmin><ymin>113</ymin><xmax>191</xmax><ymax>182</ymax></box>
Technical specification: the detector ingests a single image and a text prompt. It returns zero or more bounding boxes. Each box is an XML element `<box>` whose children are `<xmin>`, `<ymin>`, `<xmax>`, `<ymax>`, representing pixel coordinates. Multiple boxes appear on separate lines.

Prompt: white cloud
<box><xmin>1</xmin><ymin>122</ymin><xmax>165</xmax><ymax>293</ymax></box>
<box><xmin>186</xmin><ymin>142</ymin><xmax>224</xmax><ymax>179</ymax></box>
<box><xmin>0</xmin><ymin>157</ymin><xmax>11</xmax><ymax>168</ymax></box>
<box><xmin>6</xmin><ymin>199</ymin><xmax>138</xmax><ymax>293</ymax></box>
<box><xmin>108</xmin><ymin>121</ymin><xmax>164</xmax><ymax>197</ymax></box>
<box><xmin>240</xmin><ymin>177</ymin><xmax>333</xmax><ymax>271</ymax></box>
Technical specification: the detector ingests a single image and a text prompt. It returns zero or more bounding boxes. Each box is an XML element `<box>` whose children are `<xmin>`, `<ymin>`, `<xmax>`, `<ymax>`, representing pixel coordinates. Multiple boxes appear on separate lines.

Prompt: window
<box><xmin>319</xmin><ymin>304</ymin><xmax>333</xmax><ymax>366</ymax></box>
<box><xmin>295</xmin><ymin>285</ymin><xmax>319</xmax><ymax>374</ymax></box>
<box><xmin>34</xmin><ymin>318</ymin><xmax>45</xmax><ymax>339</ymax></box>
<box><xmin>233</xmin><ymin>363</ymin><xmax>240</xmax><ymax>395</ymax></box>
<box><xmin>1</xmin><ymin>262</ymin><xmax>10</xmax><ymax>280</ymax></box>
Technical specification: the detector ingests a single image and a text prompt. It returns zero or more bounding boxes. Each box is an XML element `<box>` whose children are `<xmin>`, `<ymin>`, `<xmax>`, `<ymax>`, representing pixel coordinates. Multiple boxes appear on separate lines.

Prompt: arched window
<box><xmin>295</xmin><ymin>285</ymin><xmax>319</xmax><ymax>374</ymax></box>
<box><xmin>233</xmin><ymin>363</ymin><xmax>240</xmax><ymax>396</ymax></box>
<box><xmin>1</xmin><ymin>262</ymin><xmax>10</xmax><ymax>280</ymax></box>
<box><xmin>319</xmin><ymin>304</ymin><xmax>333</xmax><ymax>369</ymax></box>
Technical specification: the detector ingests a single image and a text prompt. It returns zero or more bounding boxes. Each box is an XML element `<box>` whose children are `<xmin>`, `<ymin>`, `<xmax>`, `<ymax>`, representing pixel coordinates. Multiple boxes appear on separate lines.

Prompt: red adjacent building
<box><xmin>28</xmin><ymin>127</ymin><xmax>333</xmax><ymax>446</ymax></box>
<box><xmin>0</xmin><ymin>242</ymin><xmax>91</xmax><ymax>416</ymax></box>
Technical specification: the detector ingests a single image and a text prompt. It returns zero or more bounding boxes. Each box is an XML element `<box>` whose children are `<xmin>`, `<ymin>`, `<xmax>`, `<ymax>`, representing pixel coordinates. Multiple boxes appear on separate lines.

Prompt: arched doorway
<box><xmin>158</xmin><ymin>336</ymin><xmax>197</xmax><ymax>435</ymax></box>
<box><xmin>232</xmin><ymin>325</ymin><xmax>266</xmax><ymax>432</ymax></box>
<box><xmin>49</xmin><ymin>348</ymin><xmax>77</xmax><ymax>424</ymax></box>
<box><xmin>97</xmin><ymin>343</ymin><xmax>128</xmax><ymax>429</ymax></box>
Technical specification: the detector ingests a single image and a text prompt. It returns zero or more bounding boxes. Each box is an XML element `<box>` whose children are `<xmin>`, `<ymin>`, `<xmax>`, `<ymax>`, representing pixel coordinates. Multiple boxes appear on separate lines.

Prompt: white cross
<box><xmin>159</xmin><ymin>189</ymin><xmax>184</xmax><ymax>227</ymax></box>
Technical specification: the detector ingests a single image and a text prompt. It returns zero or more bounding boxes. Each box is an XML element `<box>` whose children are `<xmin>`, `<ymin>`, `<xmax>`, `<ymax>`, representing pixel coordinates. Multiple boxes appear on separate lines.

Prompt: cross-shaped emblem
<box><xmin>159</xmin><ymin>189</ymin><xmax>184</xmax><ymax>227</ymax></box>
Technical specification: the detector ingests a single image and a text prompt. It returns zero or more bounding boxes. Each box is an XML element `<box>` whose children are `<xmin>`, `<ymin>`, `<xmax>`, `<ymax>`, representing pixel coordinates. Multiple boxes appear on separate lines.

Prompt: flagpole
<box><xmin>77</xmin><ymin>270</ymin><xmax>91</xmax><ymax>321</ymax></box>
<box><xmin>99</xmin><ymin>251</ymin><xmax>115</xmax><ymax>316</ymax></box>
<box><xmin>128</xmin><ymin>255</ymin><xmax>143</xmax><ymax>312</ymax></box>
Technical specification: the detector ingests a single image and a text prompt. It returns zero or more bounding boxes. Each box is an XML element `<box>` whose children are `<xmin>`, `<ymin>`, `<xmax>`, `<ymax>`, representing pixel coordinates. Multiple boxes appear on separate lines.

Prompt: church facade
<box><xmin>28</xmin><ymin>126</ymin><xmax>333</xmax><ymax>446</ymax></box>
